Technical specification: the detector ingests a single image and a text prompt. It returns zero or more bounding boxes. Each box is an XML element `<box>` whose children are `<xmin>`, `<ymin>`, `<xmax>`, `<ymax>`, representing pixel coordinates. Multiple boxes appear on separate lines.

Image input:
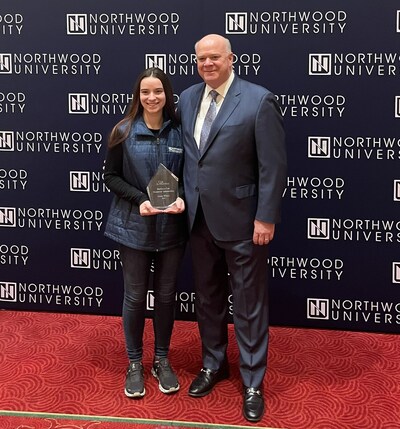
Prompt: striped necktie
<box><xmin>199</xmin><ymin>90</ymin><xmax>219</xmax><ymax>153</ymax></box>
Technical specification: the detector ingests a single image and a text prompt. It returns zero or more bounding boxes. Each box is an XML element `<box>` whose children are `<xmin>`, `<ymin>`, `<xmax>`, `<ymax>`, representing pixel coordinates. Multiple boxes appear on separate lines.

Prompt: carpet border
<box><xmin>0</xmin><ymin>410</ymin><xmax>282</xmax><ymax>429</ymax></box>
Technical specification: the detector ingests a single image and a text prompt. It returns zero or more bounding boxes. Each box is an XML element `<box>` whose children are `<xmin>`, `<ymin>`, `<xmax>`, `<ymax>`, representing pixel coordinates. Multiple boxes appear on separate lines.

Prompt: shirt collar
<box><xmin>204</xmin><ymin>72</ymin><xmax>235</xmax><ymax>100</ymax></box>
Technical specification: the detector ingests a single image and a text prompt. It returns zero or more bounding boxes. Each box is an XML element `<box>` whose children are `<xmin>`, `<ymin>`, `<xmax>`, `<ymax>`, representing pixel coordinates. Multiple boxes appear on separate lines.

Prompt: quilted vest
<box><xmin>104</xmin><ymin>117</ymin><xmax>187</xmax><ymax>251</ymax></box>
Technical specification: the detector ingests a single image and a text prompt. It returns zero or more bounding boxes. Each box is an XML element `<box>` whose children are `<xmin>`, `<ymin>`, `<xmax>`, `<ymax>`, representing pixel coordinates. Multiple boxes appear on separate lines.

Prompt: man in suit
<box><xmin>178</xmin><ymin>34</ymin><xmax>287</xmax><ymax>422</ymax></box>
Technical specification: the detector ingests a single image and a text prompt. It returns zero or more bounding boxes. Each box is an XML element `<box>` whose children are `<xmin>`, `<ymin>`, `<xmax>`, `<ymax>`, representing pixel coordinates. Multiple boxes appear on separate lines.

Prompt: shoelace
<box><xmin>128</xmin><ymin>363</ymin><xmax>143</xmax><ymax>374</ymax></box>
<box><xmin>155</xmin><ymin>359</ymin><xmax>172</xmax><ymax>373</ymax></box>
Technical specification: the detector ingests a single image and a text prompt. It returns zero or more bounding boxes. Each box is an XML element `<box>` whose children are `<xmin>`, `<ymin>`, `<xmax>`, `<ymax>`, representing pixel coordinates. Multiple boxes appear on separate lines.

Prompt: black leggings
<box><xmin>119</xmin><ymin>244</ymin><xmax>185</xmax><ymax>362</ymax></box>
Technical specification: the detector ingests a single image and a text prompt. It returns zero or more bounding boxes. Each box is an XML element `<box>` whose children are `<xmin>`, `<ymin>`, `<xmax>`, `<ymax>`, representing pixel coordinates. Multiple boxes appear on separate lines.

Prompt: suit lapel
<box><xmin>188</xmin><ymin>84</ymin><xmax>205</xmax><ymax>143</ymax></box>
<box><xmin>201</xmin><ymin>76</ymin><xmax>241</xmax><ymax>156</ymax></box>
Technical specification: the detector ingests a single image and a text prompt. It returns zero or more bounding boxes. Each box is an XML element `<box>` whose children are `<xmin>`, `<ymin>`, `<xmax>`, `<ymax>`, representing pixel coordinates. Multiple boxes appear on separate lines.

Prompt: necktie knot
<box><xmin>210</xmin><ymin>90</ymin><xmax>218</xmax><ymax>102</ymax></box>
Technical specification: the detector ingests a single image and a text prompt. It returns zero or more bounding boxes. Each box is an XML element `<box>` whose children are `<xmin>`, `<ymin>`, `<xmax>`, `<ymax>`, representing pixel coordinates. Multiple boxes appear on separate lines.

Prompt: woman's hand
<box><xmin>163</xmin><ymin>197</ymin><xmax>185</xmax><ymax>214</ymax></box>
<box><xmin>139</xmin><ymin>200</ymin><xmax>163</xmax><ymax>216</ymax></box>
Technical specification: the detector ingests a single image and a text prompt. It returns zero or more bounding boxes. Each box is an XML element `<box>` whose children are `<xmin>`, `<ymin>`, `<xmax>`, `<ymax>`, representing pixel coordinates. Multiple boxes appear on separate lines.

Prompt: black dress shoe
<box><xmin>243</xmin><ymin>387</ymin><xmax>264</xmax><ymax>422</ymax></box>
<box><xmin>188</xmin><ymin>365</ymin><xmax>230</xmax><ymax>397</ymax></box>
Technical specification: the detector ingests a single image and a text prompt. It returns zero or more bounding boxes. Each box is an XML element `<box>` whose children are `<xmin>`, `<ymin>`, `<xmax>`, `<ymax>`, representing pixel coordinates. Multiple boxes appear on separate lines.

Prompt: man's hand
<box><xmin>253</xmin><ymin>220</ymin><xmax>275</xmax><ymax>245</ymax></box>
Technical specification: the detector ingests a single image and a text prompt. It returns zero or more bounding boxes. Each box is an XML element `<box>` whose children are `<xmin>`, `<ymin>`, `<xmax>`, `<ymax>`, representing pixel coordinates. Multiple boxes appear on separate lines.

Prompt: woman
<box><xmin>104</xmin><ymin>67</ymin><xmax>186</xmax><ymax>398</ymax></box>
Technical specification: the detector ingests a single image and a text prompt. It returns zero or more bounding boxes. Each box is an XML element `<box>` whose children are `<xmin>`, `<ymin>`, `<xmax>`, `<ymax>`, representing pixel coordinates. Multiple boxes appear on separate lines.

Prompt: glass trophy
<box><xmin>147</xmin><ymin>163</ymin><xmax>179</xmax><ymax>209</ymax></box>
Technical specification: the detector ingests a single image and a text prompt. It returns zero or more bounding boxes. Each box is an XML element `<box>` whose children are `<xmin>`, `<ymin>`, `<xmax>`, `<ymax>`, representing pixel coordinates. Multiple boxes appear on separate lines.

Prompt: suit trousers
<box><xmin>190</xmin><ymin>204</ymin><xmax>270</xmax><ymax>388</ymax></box>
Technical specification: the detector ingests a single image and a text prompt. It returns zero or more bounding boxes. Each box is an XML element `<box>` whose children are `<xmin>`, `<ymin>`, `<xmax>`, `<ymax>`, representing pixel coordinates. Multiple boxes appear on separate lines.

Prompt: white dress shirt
<box><xmin>194</xmin><ymin>72</ymin><xmax>235</xmax><ymax>148</ymax></box>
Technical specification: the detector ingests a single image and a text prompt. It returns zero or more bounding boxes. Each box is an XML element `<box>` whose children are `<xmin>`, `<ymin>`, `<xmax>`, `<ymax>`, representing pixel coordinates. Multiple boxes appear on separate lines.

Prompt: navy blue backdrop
<box><xmin>1</xmin><ymin>0</ymin><xmax>399</xmax><ymax>333</ymax></box>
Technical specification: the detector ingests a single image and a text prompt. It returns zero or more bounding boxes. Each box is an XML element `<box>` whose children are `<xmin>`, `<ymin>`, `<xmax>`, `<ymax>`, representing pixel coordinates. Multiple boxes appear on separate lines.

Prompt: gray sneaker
<box><xmin>151</xmin><ymin>357</ymin><xmax>180</xmax><ymax>394</ymax></box>
<box><xmin>125</xmin><ymin>362</ymin><xmax>145</xmax><ymax>398</ymax></box>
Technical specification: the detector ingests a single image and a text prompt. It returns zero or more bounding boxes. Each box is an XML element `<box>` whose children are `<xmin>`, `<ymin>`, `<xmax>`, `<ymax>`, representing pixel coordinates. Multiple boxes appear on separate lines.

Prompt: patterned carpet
<box><xmin>0</xmin><ymin>413</ymin><xmax>254</xmax><ymax>429</ymax></box>
<box><xmin>0</xmin><ymin>310</ymin><xmax>399</xmax><ymax>429</ymax></box>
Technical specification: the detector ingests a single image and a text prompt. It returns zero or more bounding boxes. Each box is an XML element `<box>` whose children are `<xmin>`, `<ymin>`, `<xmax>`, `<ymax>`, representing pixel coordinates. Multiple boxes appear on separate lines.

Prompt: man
<box><xmin>178</xmin><ymin>34</ymin><xmax>287</xmax><ymax>422</ymax></box>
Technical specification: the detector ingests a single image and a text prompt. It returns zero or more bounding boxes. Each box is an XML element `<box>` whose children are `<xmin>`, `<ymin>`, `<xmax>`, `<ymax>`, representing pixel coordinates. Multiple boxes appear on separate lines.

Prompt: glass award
<box><xmin>147</xmin><ymin>163</ymin><xmax>179</xmax><ymax>209</ymax></box>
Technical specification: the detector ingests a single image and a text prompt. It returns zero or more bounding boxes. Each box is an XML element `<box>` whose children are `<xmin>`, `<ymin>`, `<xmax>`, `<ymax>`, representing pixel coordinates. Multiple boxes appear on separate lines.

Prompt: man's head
<box><xmin>195</xmin><ymin>34</ymin><xmax>233</xmax><ymax>88</ymax></box>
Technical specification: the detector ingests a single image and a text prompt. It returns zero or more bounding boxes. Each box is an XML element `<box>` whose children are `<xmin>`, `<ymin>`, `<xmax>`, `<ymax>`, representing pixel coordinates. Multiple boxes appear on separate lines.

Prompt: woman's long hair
<box><xmin>108</xmin><ymin>67</ymin><xmax>178</xmax><ymax>148</ymax></box>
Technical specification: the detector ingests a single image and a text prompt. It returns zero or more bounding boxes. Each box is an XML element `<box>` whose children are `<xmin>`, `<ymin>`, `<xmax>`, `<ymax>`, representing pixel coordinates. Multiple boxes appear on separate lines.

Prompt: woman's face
<box><xmin>139</xmin><ymin>76</ymin><xmax>166</xmax><ymax>115</ymax></box>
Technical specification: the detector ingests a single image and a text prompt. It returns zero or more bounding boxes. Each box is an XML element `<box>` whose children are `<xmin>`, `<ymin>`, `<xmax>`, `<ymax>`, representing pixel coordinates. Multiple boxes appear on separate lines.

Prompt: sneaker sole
<box><xmin>124</xmin><ymin>388</ymin><xmax>145</xmax><ymax>398</ymax></box>
<box><xmin>151</xmin><ymin>368</ymin><xmax>180</xmax><ymax>394</ymax></box>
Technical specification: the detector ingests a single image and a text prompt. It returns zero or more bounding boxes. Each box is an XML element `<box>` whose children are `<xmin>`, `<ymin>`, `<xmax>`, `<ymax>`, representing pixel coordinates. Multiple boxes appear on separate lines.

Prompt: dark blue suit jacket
<box><xmin>178</xmin><ymin>75</ymin><xmax>287</xmax><ymax>242</ymax></box>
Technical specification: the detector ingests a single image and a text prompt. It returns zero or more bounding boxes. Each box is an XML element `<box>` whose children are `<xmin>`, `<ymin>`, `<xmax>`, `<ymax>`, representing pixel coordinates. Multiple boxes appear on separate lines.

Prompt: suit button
<box><xmin>195</xmin><ymin>186</ymin><xmax>199</xmax><ymax>192</ymax></box>
<box><xmin>198</xmin><ymin>161</ymin><xmax>203</xmax><ymax>167</ymax></box>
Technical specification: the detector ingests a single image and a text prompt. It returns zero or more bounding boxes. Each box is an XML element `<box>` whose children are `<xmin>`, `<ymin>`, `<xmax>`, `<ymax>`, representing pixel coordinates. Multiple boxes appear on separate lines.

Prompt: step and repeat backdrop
<box><xmin>1</xmin><ymin>0</ymin><xmax>399</xmax><ymax>333</ymax></box>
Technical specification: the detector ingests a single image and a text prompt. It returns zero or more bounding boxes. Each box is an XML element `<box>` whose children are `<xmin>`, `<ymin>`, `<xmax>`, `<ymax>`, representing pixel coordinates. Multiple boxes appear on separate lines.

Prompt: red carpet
<box><xmin>0</xmin><ymin>413</ymin><xmax>217</xmax><ymax>429</ymax></box>
<box><xmin>1</xmin><ymin>413</ymin><xmax>244</xmax><ymax>429</ymax></box>
<box><xmin>0</xmin><ymin>310</ymin><xmax>399</xmax><ymax>428</ymax></box>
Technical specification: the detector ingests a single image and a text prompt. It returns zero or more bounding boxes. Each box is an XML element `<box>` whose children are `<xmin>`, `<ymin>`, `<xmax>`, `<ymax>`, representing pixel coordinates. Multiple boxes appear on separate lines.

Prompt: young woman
<box><xmin>104</xmin><ymin>67</ymin><xmax>186</xmax><ymax>398</ymax></box>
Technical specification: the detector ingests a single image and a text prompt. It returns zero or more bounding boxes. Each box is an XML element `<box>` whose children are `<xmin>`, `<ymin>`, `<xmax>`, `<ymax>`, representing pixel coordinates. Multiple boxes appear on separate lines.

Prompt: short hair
<box><xmin>194</xmin><ymin>34</ymin><xmax>232</xmax><ymax>54</ymax></box>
